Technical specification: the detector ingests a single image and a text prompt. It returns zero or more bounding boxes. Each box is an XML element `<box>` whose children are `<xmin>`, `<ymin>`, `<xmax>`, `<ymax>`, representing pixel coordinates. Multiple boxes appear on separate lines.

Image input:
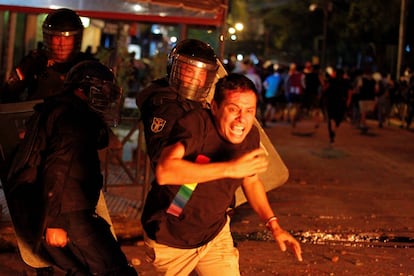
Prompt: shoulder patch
<box><xmin>151</xmin><ymin>117</ymin><xmax>166</xmax><ymax>133</ymax></box>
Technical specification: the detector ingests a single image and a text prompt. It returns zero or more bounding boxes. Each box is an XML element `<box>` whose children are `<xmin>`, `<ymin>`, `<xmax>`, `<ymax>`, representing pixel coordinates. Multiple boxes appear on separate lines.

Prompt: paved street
<box><xmin>0</xmin><ymin>118</ymin><xmax>413</xmax><ymax>275</ymax></box>
<box><xmin>232</xmin><ymin>119</ymin><xmax>414</xmax><ymax>275</ymax></box>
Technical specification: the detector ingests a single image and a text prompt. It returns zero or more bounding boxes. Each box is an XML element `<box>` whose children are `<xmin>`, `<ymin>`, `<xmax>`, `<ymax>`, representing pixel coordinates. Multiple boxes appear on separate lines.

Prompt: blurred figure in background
<box><xmin>404</xmin><ymin>75</ymin><xmax>414</xmax><ymax>130</ymax></box>
<box><xmin>322</xmin><ymin>68</ymin><xmax>352</xmax><ymax>143</ymax></box>
<box><xmin>355</xmin><ymin>67</ymin><xmax>378</xmax><ymax>132</ymax></box>
<box><xmin>241</xmin><ymin>58</ymin><xmax>264</xmax><ymax>123</ymax></box>
<box><xmin>285</xmin><ymin>63</ymin><xmax>305</xmax><ymax>126</ymax></box>
<box><xmin>303</xmin><ymin>61</ymin><xmax>323</xmax><ymax>127</ymax></box>
<box><xmin>262</xmin><ymin>64</ymin><xmax>283</xmax><ymax>127</ymax></box>
<box><xmin>375</xmin><ymin>72</ymin><xmax>394</xmax><ymax>128</ymax></box>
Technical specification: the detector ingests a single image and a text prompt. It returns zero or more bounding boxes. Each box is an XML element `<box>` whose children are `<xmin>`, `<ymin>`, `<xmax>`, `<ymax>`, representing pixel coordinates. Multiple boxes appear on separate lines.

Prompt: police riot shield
<box><xmin>0</xmin><ymin>100</ymin><xmax>50</xmax><ymax>267</ymax></box>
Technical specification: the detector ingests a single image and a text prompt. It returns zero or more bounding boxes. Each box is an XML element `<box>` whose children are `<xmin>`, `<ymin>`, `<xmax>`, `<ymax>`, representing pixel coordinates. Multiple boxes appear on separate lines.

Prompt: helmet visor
<box><xmin>86</xmin><ymin>77</ymin><xmax>123</xmax><ymax>127</ymax></box>
<box><xmin>169</xmin><ymin>54</ymin><xmax>218</xmax><ymax>102</ymax></box>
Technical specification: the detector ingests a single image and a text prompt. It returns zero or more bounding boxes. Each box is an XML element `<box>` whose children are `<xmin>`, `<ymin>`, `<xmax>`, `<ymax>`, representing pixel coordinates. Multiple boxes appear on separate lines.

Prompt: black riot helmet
<box><xmin>42</xmin><ymin>8</ymin><xmax>84</xmax><ymax>63</ymax></box>
<box><xmin>167</xmin><ymin>39</ymin><xmax>219</xmax><ymax>102</ymax></box>
<box><xmin>64</xmin><ymin>61</ymin><xmax>123</xmax><ymax>127</ymax></box>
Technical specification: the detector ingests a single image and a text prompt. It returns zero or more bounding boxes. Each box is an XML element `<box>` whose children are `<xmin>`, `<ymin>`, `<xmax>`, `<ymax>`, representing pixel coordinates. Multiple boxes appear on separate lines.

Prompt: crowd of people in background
<box><xmin>226</xmin><ymin>55</ymin><xmax>414</xmax><ymax>143</ymax></box>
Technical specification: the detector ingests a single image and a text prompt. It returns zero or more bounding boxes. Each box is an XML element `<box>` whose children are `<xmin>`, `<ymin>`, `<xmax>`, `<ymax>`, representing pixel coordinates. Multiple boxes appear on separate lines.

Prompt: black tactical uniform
<box><xmin>137</xmin><ymin>78</ymin><xmax>202</xmax><ymax>168</ymax></box>
<box><xmin>5</xmin><ymin>61</ymin><xmax>137</xmax><ymax>275</ymax></box>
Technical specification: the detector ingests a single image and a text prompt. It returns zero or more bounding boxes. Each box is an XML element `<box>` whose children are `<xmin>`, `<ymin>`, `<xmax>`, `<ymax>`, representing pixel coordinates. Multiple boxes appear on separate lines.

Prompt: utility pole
<box><xmin>218</xmin><ymin>0</ymin><xmax>229</xmax><ymax>60</ymax></box>
<box><xmin>321</xmin><ymin>6</ymin><xmax>328</xmax><ymax>69</ymax></box>
<box><xmin>396</xmin><ymin>0</ymin><xmax>406</xmax><ymax>79</ymax></box>
<box><xmin>310</xmin><ymin>1</ymin><xmax>332</xmax><ymax>69</ymax></box>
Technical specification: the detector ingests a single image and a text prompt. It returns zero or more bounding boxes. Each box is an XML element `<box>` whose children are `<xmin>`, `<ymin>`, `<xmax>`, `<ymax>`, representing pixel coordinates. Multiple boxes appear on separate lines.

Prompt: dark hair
<box><xmin>213</xmin><ymin>73</ymin><xmax>258</xmax><ymax>105</ymax></box>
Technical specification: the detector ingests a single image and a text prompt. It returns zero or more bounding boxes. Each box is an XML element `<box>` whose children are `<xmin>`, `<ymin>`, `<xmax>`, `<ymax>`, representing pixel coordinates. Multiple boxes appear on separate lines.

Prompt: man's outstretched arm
<box><xmin>242</xmin><ymin>175</ymin><xmax>303</xmax><ymax>262</ymax></box>
<box><xmin>155</xmin><ymin>142</ymin><xmax>268</xmax><ymax>185</ymax></box>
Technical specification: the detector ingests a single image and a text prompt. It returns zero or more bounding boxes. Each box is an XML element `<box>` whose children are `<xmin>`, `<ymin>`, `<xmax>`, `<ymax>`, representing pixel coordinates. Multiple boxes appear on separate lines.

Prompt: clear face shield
<box><xmin>205</xmin><ymin>59</ymin><xmax>228</xmax><ymax>104</ymax></box>
<box><xmin>43</xmin><ymin>29</ymin><xmax>82</xmax><ymax>63</ymax></box>
<box><xmin>169</xmin><ymin>54</ymin><xmax>218</xmax><ymax>102</ymax></box>
<box><xmin>85</xmin><ymin>77</ymin><xmax>123</xmax><ymax>127</ymax></box>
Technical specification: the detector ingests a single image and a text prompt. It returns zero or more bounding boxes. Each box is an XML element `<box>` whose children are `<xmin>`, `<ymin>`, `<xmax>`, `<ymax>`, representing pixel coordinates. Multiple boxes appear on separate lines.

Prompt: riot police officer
<box><xmin>5</xmin><ymin>60</ymin><xmax>137</xmax><ymax>275</ymax></box>
<box><xmin>0</xmin><ymin>8</ymin><xmax>95</xmax><ymax>103</ymax></box>
<box><xmin>136</xmin><ymin>38</ymin><xmax>220</xmax><ymax>169</ymax></box>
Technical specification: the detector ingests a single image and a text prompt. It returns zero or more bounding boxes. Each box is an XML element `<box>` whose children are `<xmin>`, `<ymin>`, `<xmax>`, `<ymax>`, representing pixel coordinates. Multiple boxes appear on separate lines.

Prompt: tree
<box><xmin>229</xmin><ymin>0</ymin><xmax>408</xmax><ymax>74</ymax></box>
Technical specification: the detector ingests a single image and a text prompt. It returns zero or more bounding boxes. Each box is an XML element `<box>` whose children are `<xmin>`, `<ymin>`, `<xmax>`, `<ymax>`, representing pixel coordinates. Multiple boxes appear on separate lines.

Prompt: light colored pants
<box><xmin>144</xmin><ymin>217</ymin><xmax>240</xmax><ymax>276</ymax></box>
<box><xmin>358</xmin><ymin>100</ymin><xmax>376</xmax><ymax>114</ymax></box>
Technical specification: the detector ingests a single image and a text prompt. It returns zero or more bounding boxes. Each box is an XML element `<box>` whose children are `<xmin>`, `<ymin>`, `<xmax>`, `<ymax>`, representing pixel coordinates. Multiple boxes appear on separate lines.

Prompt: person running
<box><xmin>141</xmin><ymin>73</ymin><xmax>302</xmax><ymax>275</ymax></box>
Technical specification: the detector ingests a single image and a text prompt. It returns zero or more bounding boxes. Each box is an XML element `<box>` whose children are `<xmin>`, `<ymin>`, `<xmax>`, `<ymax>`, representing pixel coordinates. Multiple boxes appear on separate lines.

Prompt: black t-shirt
<box><xmin>304</xmin><ymin>71</ymin><xmax>320</xmax><ymax>95</ymax></box>
<box><xmin>141</xmin><ymin>108</ymin><xmax>260</xmax><ymax>248</ymax></box>
<box><xmin>359</xmin><ymin>77</ymin><xmax>376</xmax><ymax>100</ymax></box>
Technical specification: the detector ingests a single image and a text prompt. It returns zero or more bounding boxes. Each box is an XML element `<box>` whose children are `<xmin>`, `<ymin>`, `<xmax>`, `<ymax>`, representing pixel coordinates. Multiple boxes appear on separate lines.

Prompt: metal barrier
<box><xmin>102</xmin><ymin>119</ymin><xmax>152</xmax><ymax>207</ymax></box>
